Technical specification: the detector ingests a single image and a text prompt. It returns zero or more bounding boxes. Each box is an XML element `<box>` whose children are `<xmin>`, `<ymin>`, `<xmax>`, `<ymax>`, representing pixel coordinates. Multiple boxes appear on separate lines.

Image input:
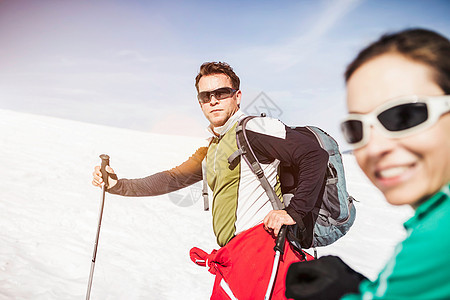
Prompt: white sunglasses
<box><xmin>341</xmin><ymin>95</ymin><xmax>450</xmax><ymax>149</ymax></box>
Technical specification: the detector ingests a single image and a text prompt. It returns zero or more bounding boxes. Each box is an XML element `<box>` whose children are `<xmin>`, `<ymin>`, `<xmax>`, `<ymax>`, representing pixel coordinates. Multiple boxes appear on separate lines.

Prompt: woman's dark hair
<box><xmin>345</xmin><ymin>28</ymin><xmax>450</xmax><ymax>94</ymax></box>
<box><xmin>195</xmin><ymin>61</ymin><xmax>240</xmax><ymax>92</ymax></box>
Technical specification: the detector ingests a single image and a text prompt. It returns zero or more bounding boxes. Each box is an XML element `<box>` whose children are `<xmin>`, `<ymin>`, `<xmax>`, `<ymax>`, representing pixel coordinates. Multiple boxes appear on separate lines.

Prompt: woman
<box><xmin>285</xmin><ymin>28</ymin><xmax>450</xmax><ymax>299</ymax></box>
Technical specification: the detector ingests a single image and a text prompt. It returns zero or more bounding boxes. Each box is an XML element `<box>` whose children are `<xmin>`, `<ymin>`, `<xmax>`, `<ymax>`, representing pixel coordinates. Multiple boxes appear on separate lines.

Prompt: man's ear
<box><xmin>235</xmin><ymin>90</ymin><xmax>242</xmax><ymax>107</ymax></box>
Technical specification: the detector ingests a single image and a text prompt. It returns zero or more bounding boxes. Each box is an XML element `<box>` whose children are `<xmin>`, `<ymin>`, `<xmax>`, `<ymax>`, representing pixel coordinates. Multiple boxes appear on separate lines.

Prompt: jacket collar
<box><xmin>404</xmin><ymin>183</ymin><xmax>450</xmax><ymax>229</ymax></box>
<box><xmin>207</xmin><ymin>110</ymin><xmax>246</xmax><ymax>138</ymax></box>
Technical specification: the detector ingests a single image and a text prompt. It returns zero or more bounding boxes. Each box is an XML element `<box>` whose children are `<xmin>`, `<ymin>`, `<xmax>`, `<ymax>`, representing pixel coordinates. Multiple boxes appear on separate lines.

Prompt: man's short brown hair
<box><xmin>195</xmin><ymin>62</ymin><xmax>240</xmax><ymax>92</ymax></box>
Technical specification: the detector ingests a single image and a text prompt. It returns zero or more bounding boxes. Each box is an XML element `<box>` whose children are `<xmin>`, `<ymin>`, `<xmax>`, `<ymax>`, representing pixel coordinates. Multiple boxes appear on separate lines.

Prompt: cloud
<box><xmin>234</xmin><ymin>0</ymin><xmax>364</xmax><ymax>72</ymax></box>
<box><xmin>115</xmin><ymin>50</ymin><xmax>153</xmax><ymax>64</ymax></box>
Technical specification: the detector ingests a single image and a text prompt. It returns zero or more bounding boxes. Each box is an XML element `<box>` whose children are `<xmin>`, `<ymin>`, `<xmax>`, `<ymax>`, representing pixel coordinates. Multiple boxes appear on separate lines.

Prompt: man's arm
<box><xmin>245</xmin><ymin>119</ymin><xmax>328</xmax><ymax>230</ymax></box>
<box><xmin>106</xmin><ymin>147</ymin><xmax>207</xmax><ymax>197</ymax></box>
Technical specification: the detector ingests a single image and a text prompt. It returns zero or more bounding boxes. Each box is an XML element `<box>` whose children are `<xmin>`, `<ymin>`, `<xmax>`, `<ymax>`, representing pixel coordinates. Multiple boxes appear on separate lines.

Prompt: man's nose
<box><xmin>209</xmin><ymin>94</ymin><xmax>220</xmax><ymax>105</ymax></box>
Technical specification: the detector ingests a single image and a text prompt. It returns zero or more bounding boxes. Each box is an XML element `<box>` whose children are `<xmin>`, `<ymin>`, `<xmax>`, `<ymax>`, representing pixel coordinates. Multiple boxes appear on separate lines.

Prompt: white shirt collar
<box><xmin>207</xmin><ymin>109</ymin><xmax>246</xmax><ymax>138</ymax></box>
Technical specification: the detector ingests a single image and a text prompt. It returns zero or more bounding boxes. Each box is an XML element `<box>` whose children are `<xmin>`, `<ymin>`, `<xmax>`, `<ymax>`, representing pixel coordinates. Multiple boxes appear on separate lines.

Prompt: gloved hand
<box><xmin>285</xmin><ymin>255</ymin><xmax>367</xmax><ymax>300</ymax></box>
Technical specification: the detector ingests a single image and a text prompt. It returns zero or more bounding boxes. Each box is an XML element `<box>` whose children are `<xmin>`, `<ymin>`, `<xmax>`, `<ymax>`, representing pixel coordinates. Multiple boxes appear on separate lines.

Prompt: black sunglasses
<box><xmin>341</xmin><ymin>95</ymin><xmax>450</xmax><ymax>149</ymax></box>
<box><xmin>197</xmin><ymin>87</ymin><xmax>238</xmax><ymax>104</ymax></box>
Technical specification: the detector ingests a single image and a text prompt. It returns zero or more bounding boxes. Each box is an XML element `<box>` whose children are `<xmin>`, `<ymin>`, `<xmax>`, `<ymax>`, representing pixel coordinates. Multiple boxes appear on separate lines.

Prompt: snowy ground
<box><xmin>0</xmin><ymin>109</ymin><xmax>414</xmax><ymax>300</ymax></box>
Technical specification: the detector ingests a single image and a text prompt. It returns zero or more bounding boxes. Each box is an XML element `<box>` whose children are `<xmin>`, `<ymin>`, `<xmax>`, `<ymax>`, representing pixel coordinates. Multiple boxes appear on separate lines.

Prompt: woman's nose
<box><xmin>364</xmin><ymin>126</ymin><xmax>397</xmax><ymax>157</ymax></box>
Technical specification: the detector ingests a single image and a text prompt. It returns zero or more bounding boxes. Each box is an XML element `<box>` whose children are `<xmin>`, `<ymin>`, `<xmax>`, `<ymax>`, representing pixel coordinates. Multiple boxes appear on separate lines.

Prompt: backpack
<box><xmin>228</xmin><ymin>116</ymin><xmax>356</xmax><ymax>249</ymax></box>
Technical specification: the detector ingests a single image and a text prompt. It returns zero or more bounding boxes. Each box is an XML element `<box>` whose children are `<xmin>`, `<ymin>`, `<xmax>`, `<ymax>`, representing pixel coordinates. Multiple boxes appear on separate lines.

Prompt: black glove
<box><xmin>285</xmin><ymin>255</ymin><xmax>367</xmax><ymax>300</ymax></box>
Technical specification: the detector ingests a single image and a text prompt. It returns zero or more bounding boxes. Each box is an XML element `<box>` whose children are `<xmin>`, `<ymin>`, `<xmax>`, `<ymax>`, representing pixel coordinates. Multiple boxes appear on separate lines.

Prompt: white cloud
<box><xmin>235</xmin><ymin>0</ymin><xmax>364</xmax><ymax>72</ymax></box>
<box><xmin>115</xmin><ymin>50</ymin><xmax>153</xmax><ymax>63</ymax></box>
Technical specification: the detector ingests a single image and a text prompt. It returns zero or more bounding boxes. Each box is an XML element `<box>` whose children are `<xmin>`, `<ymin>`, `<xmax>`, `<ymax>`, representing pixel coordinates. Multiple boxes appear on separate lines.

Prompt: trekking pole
<box><xmin>86</xmin><ymin>154</ymin><xmax>110</xmax><ymax>300</ymax></box>
<box><xmin>264</xmin><ymin>225</ymin><xmax>288</xmax><ymax>300</ymax></box>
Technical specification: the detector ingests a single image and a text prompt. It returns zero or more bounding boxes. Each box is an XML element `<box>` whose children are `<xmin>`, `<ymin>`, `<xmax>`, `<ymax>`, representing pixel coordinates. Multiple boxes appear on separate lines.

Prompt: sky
<box><xmin>1</xmin><ymin>0</ymin><xmax>450</xmax><ymax>147</ymax></box>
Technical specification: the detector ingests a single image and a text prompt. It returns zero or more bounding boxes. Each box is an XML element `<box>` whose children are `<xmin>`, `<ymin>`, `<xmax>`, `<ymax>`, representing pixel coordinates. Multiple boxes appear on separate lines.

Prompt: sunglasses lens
<box><xmin>341</xmin><ymin>119</ymin><xmax>364</xmax><ymax>144</ymax></box>
<box><xmin>214</xmin><ymin>88</ymin><xmax>233</xmax><ymax>100</ymax></box>
<box><xmin>198</xmin><ymin>87</ymin><xmax>236</xmax><ymax>103</ymax></box>
<box><xmin>197</xmin><ymin>92</ymin><xmax>211</xmax><ymax>104</ymax></box>
<box><xmin>378</xmin><ymin>103</ymin><xmax>428</xmax><ymax>131</ymax></box>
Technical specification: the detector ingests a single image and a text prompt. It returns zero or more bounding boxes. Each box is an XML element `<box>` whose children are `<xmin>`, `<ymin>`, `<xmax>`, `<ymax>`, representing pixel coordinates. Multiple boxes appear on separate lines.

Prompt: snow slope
<box><xmin>0</xmin><ymin>109</ymin><xmax>413</xmax><ymax>300</ymax></box>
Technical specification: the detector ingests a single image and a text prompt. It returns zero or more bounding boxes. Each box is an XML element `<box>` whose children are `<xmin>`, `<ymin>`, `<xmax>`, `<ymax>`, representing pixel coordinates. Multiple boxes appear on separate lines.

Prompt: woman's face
<box><xmin>347</xmin><ymin>53</ymin><xmax>450</xmax><ymax>206</ymax></box>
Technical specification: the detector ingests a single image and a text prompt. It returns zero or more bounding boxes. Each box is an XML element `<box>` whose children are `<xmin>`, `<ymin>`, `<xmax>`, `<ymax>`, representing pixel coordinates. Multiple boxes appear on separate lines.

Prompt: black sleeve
<box><xmin>107</xmin><ymin>146</ymin><xmax>207</xmax><ymax>197</ymax></box>
<box><xmin>246</xmin><ymin>125</ymin><xmax>328</xmax><ymax>222</ymax></box>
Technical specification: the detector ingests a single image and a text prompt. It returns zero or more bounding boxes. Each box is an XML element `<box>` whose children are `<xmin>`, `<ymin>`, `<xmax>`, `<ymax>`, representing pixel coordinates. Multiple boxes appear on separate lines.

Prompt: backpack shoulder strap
<box><xmin>202</xmin><ymin>137</ymin><xmax>214</xmax><ymax>211</ymax></box>
<box><xmin>202</xmin><ymin>159</ymin><xmax>209</xmax><ymax>211</ymax></box>
<box><xmin>228</xmin><ymin>116</ymin><xmax>285</xmax><ymax>210</ymax></box>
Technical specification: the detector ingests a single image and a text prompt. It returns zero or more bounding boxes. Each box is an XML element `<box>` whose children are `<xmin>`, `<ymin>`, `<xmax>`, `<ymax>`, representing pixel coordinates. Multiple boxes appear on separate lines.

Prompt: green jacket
<box><xmin>343</xmin><ymin>183</ymin><xmax>450</xmax><ymax>300</ymax></box>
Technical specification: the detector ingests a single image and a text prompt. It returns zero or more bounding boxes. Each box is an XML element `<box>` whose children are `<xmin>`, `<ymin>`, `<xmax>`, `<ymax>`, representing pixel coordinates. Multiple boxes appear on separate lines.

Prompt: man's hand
<box><xmin>92</xmin><ymin>165</ymin><xmax>118</xmax><ymax>189</ymax></box>
<box><xmin>263</xmin><ymin>210</ymin><xmax>296</xmax><ymax>237</ymax></box>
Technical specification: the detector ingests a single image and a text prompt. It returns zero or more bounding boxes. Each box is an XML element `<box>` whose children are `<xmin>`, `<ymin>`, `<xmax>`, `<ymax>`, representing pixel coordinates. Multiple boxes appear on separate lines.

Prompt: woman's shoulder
<box><xmin>411</xmin><ymin>189</ymin><xmax>450</xmax><ymax>246</ymax></box>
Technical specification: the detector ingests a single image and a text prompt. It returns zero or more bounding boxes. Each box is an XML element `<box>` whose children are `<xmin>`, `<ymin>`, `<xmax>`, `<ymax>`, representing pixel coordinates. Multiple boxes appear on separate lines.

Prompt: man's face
<box><xmin>198</xmin><ymin>74</ymin><xmax>241</xmax><ymax>128</ymax></box>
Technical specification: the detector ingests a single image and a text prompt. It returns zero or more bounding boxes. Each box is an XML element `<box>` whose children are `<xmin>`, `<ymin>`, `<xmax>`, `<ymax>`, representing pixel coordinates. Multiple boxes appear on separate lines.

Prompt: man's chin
<box><xmin>209</xmin><ymin>116</ymin><xmax>227</xmax><ymax>127</ymax></box>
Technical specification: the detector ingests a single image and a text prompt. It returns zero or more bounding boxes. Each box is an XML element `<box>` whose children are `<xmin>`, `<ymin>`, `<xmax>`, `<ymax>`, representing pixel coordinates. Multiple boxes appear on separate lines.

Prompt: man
<box><xmin>92</xmin><ymin>62</ymin><xmax>328</xmax><ymax>299</ymax></box>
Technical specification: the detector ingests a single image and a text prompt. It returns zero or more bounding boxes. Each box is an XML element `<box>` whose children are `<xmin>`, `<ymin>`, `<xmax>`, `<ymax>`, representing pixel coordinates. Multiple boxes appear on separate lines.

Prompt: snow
<box><xmin>0</xmin><ymin>109</ymin><xmax>414</xmax><ymax>299</ymax></box>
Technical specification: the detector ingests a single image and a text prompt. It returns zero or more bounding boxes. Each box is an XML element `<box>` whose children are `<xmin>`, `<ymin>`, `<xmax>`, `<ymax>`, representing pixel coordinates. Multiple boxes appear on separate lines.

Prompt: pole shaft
<box><xmin>86</xmin><ymin>184</ymin><xmax>107</xmax><ymax>300</ymax></box>
<box><xmin>264</xmin><ymin>252</ymin><xmax>281</xmax><ymax>300</ymax></box>
<box><xmin>264</xmin><ymin>225</ymin><xmax>288</xmax><ymax>300</ymax></box>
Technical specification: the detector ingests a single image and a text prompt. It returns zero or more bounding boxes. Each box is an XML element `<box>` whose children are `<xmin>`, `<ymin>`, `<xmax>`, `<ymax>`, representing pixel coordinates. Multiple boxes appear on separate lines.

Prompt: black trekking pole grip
<box><xmin>274</xmin><ymin>225</ymin><xmax>288</xmax><ymax>254</ymax></box>
<box><xmin>100</xmin><ymin>154</ymin><xmax>110</xmax><ymax>188</ymax></box>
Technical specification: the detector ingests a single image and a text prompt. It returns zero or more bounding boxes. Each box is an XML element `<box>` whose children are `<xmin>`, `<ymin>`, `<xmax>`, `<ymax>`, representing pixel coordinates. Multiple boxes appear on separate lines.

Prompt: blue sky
<box><xmin>1</xmin><ymin>0</ymin><xmax>449</xmax><ymax>147</ymax></box>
